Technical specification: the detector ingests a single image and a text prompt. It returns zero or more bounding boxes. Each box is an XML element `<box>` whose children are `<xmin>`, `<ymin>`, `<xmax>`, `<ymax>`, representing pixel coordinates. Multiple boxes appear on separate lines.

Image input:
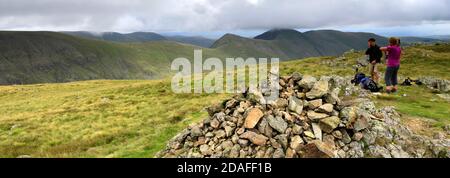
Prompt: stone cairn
<box><xmin>156</xmin><ymin>73</ymin><xmax>449</xmax><ymax>158</ymax></box>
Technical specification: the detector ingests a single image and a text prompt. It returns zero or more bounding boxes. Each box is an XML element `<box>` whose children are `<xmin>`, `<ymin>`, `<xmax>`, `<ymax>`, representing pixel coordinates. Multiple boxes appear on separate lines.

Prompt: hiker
<box><xmin>380</xmin><ymin>37</ymin><xmax>402</xmax><ymax>93</ymax></box>
<box><xmin>365</xmin><ymin>38</ymin><xmax>382</xmax><ymax>83</ymax></box>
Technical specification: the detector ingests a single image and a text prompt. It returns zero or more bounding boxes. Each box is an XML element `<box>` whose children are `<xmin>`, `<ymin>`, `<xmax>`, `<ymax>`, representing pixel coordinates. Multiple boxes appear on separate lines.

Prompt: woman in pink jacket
<box><xmin>380</xmin><ymin>37</ymin><xmax>401</xmax><ymax>93</ymax></box>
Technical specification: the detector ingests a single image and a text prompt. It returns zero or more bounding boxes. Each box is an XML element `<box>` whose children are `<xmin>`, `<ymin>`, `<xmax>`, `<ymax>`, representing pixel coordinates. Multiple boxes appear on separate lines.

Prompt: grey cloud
<box><xmin>0</xmin><ymin>0</ymin><xmax>449</xmax><ymax>32</ymax></box>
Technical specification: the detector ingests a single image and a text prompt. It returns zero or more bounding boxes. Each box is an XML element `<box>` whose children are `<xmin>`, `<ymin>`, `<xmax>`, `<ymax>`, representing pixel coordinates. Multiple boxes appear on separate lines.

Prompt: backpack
<box><xmin>361</xmin><ymin>77</ymin><xmax>383</xmax><ymax>92</ymax></box>
<box><xmin>401</xmin><ymin>77</ymin><xmax>423</xmax><ymax>86</ymax></box>
<box><xmin>401</xmin><ymin>78</ymin><xmax>413</xmax><ymax>86</ymax></box>
<box><xmin>415</xmin><ymin>80</ymin><xmax>423</xmax><ymax>85</ymax></box>
<box><xmin>351</xmin><ymin>73</ymin><xmax>366</xmax><ymax>85</ymax></box>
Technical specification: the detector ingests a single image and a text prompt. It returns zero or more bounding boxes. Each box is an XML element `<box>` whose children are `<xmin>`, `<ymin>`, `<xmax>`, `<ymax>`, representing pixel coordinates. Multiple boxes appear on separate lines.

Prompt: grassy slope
<box><xmin>0</xmin><ymin>80</ymin><xmax>229</xmax><ymax>157</ymax></box>
<box><xmin>0</xmin><ymin>44</ymin><xmax>449</xmax><ymax>158</ymax></box>
<box><xmin>280</xmin><ymin>44</ymin><xmax>450</xmax><ymax>80</ymax></box>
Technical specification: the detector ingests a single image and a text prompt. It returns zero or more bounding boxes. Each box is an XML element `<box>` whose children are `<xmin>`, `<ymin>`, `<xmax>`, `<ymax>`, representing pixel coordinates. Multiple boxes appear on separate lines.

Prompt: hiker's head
<box><xmin>368</xmin><ymin>38</ymin><xmax>376</xmax><ymax>47</ymax></box>
<box><xmin>389</xmin><ymin>37</ymin><xmax>399</xmax><ymax>46</ymax></box>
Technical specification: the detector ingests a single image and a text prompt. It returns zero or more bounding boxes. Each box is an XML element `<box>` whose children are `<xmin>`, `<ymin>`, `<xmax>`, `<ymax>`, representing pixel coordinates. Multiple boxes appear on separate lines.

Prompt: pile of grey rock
<box><xmin>156</xmin><ymin>73</ymin><xmax>449</xmax><ymax>158</ymax></box>
<box><xmin>419</xmin><ymin>77</ymin><xmax>450</xmax><ymax>93</ymax></box>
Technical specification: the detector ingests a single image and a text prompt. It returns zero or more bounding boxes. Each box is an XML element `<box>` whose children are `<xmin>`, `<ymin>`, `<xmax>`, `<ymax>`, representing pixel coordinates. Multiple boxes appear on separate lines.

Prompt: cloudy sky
<box><xmin>1</xmin><ymin>0</ymin><xmax>450</xmax><ymax>38</ymax></box>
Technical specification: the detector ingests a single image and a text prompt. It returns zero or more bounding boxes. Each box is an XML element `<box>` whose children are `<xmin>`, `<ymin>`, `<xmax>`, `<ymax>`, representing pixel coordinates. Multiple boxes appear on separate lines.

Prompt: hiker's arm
<box><xmin>380</xmin><ymin>47</ymin><xmax>388</xmax><ymax>51</ymax></box>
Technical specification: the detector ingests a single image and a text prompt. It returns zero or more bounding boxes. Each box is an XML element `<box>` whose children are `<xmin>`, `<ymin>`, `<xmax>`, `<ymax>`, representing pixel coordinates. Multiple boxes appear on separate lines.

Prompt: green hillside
<box><xmin>0</xmin><ymin>43</ymin><xmax>448</xmax><ymax>158</ymax></box>
<box><xmin>303</xmin><ymin>30</ymin><xmax>388</xmax><ymax>55</ymax></box>
<box><xmin>0</xmin><ymin>31</ymin><xmax>229</xmax><ymax>85</ymax></box>
<box><xmin>254</xmin><ymin>29</ymin><xmax>323</xmax><ymax>58</ymax></box>
<box><xmin>210</xmin><ymin>33</ymin><xmax>289</xmax><ymax>59</ymax></box>
<box><xmin>212</xmin><ymin>29</ymin><xmax>388</xmax><ymax>60</ymax></box>
<box><xmin>0</xmin><ymin>30</ymin><xmax>391</xmax><ymax>85</ymax></box>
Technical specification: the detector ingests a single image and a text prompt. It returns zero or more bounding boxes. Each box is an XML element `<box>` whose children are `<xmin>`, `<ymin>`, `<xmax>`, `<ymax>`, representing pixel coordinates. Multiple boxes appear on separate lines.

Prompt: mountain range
<box><xmin>63</xmin><ymin>31</ymin><xmax>166</xmax><ymax>42</ymax></box>
<box><xmin>0</xmin><ymin>31</ymin><xmax>228</xmax><ymax>84</ymax></box>
<box><xmin>399</xmin><ymin>36</ymin><xmax>446</xmax><ymax>44</ymax></box>
<box><xmin>211</xmin><ymin>29</ymin><xmax>388</xmax><ymax>59</ymax></box>
<box><xmin>1</xmin><ymin>29</ymin><xmax>445</xmax><ymax>85</ymax></box>
<box><xmin>426</xmin><ymin>35</ymin><xmax>450</xmax><ymax>40</ymax></box>
<box><xmin>62</xmin><ymin>31</ymin><xmax>215</xmax><ymax>48</ymax></box>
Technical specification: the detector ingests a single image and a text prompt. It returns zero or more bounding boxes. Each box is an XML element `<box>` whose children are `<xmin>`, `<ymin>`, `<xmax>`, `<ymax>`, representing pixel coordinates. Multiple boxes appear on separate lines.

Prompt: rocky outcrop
<box><xmin>156</xmin><ymin>73</ymin><xmax>450</xmax><ymax>158</ymax></box>
<box><xmin>419</xmin><ymin>77</ymin><xmax>450</xmax><ymax>93</ymax></box>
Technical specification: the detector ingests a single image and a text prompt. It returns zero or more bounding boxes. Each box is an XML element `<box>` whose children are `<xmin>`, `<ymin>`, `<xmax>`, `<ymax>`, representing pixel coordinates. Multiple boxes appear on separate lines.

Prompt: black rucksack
<box><xmin>401</xmin><ymin>77</ymin><xmax>423</xmax><ymax>86</ymax></box>
<box><xmin>351</xmin><ymin>73</ymin><xmax>366</xmax><ymax>85</ymax></box>
<box><xmin>361</xmin><ymin>77</ymin><xmax>383</xmax><ymax>92</ymax></box>
<box><xmin>401</xmin><ymin>78</ymin><xmax>413</xmax><ymax>86</ymax></box>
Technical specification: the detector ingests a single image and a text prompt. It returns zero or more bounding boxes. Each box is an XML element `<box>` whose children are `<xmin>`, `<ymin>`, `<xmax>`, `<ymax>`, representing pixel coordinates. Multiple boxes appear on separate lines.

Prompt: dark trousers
<box><xmin>385</xmin><ymin>66</ymin><xmax>399</xmax><ymax>86</ymax></box>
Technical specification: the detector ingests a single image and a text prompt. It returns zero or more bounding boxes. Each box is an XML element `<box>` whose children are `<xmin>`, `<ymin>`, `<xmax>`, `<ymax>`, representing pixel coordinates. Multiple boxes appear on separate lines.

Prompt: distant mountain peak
<box><xmin>254</xmin><ymin>28</ymin><xmax>302</xmax><ymax>40</ymax></box>
<box><xmin>215</xmin><ymin>33</ymin><xmax>247</xmax><ymax>42</ymax></box>
<box><xmin>221</xmin><ymin>33</ymin><xmax>245</xmax><ymax>39</ymax></box>
<box><xmin>210</xmin><ymin>33</ymin><xmax>246</xmax><ymax>48</ymax></box>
